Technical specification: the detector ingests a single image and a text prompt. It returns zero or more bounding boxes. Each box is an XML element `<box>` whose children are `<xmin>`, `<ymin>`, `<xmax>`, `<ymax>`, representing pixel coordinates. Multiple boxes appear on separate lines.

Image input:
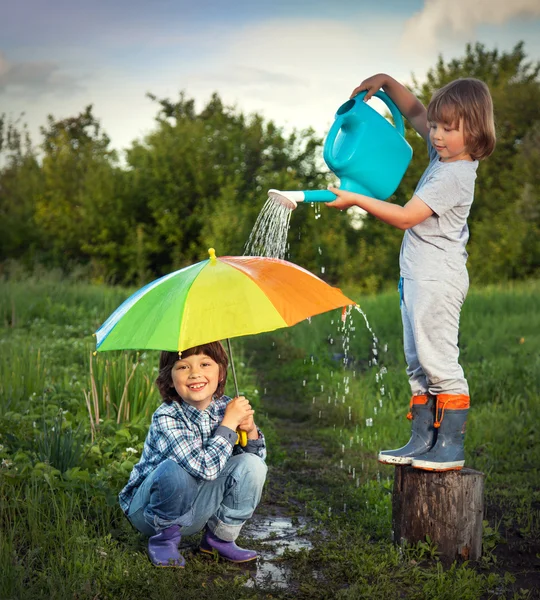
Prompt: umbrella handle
<box><xmin>236</xmin><ymin>429</ymin><xmax>248</xmax><ymax>447</ymax></box>
<box><xmin>226</xmin><ymin>339</ymin><xmax>248</xmax><ymax>447</ymax></box>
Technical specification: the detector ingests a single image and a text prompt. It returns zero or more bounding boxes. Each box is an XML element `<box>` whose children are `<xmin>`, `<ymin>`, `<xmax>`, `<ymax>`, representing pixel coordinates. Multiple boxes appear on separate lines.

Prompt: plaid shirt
<box><xmin>119</xmin><ymin>395</ymin><xmax>266</xmax><ymax>514</ymax></box>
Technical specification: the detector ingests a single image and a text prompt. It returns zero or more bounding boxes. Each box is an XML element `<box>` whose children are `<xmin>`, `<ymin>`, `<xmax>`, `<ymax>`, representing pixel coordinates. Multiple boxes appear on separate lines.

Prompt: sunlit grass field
<box><xmin>0</xmin><ymin>275</ymin><xmax>538</xmax><ymax>599</ymax></box>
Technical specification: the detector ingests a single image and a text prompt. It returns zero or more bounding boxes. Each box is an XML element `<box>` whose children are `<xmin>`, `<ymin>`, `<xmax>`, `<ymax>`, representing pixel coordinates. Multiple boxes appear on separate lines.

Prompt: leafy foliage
<box><xmin>0</xmin><ymin>43</ymin><xmax>539</xmax><ymax>287</ymax></box>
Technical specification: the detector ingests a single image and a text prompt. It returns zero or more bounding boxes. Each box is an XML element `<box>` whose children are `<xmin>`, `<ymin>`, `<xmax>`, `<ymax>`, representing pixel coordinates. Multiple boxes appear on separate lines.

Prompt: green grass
<box><xmin>0</xmin><ymin>276</ymin><xmax>539</xmax><ymax>598</ymax></box>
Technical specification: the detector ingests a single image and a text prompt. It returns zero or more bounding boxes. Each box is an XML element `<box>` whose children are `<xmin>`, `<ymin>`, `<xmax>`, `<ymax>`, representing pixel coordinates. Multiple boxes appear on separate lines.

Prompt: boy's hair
<box><xmin>155</xmin><ymin>341</ymin><xmax>229</xmax><ymax>404</ymax></box>
<box><xmin>427</xmin><ymin>78</ymin><xmax>496</xmax><ymax>160</ymax></box>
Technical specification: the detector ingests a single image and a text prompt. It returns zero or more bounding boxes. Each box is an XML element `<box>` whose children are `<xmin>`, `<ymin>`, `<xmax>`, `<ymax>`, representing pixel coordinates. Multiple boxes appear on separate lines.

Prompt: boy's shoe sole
<box><xmin>148</xmin><ymin>556</ymin><xmax>185</xmax><ymax>568</ymax></box>
<box><xmin>411</xmin><ymin>458</ymin><xmax>464</xmax><ymax>471</ymax></box>
<box><xmin>199</xmin><ymin>546</ymin><xmax>257</xmax><ymax>563</ymax></box>
<box><xmin>378</xmin><ymin>453</ymin><xmax>413</xmax><ymax>465</ymax></box>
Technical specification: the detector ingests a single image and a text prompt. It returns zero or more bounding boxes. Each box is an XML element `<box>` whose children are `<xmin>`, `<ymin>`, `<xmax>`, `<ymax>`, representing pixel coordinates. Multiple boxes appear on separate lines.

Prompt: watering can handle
<box><xmin>366</xmin><ymin>90</ymin><xmax>405</xmax><ymax>136</ymax></box>
<box><xmin>324</xmin><ymin>90</ymin><xmax>406</xmax><ymax>173</ymax></box>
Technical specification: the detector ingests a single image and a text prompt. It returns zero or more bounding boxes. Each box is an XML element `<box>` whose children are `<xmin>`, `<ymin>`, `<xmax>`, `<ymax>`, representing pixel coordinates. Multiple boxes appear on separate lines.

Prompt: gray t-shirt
<box><xmin>399</xmin><ymin>140</ymin><xmax>478</xmax><ymax>281</ymax></box>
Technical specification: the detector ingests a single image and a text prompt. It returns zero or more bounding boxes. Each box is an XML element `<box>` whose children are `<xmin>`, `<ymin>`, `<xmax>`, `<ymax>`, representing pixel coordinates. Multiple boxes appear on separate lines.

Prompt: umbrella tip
<box><xmin>208</xmin><ymin>248</ymin><xmax>217</xmax><ymax>262</ymax></box>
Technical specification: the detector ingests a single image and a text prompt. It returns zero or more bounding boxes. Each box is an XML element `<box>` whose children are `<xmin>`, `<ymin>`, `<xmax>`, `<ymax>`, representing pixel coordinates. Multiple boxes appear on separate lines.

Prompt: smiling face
<box><xmin>171</xmin><ymin>353</ymin><xmax>222</xmax><ymax>411</ymax></box>
<box><xmin>429</xmin><ymin>119</ymin><xmax>472</xmax><ymax>163</ymax></box>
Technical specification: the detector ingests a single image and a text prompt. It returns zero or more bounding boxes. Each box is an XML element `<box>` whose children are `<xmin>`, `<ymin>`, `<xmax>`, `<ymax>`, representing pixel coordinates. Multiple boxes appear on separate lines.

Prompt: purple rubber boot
<box><xmin>200</xmin><ymin>529</ymin><xmax>257</xmax><ymax>563</ymax></box>
<box><xmin>148</xmin><ymin>525</ymin><xmax>185</xmax><ymax>567</ymax></box>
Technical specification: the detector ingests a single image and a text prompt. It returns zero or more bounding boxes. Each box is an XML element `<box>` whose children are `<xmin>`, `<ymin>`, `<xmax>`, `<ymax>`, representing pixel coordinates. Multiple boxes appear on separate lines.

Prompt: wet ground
<box><xmin>243</xmin><ymin>515</ymin><xmax>313</xmax><ymax>589</ymax></box>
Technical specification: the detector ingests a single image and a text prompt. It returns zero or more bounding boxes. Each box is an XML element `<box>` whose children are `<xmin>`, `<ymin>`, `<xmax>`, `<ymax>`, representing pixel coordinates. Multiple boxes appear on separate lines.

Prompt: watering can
<box><xmin>269</xmin><ymin>91</ymin><xmax>413</xmax><ymax>209</ymax></box>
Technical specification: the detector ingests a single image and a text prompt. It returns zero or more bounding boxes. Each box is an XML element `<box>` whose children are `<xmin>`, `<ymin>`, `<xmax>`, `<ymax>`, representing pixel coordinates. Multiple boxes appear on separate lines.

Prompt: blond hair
<box><xmin>427</xmin><ymin>78</ymin><xmax>496</xmax><ymax>161</ymax></box>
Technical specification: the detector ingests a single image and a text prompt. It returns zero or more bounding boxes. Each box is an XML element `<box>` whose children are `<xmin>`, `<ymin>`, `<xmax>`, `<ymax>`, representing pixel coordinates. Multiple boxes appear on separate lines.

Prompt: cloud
<box><xmin>401</xmin><ymin>0</ymin><xmax>540</xmax><ymax>52</ymax></box>
<box><xmin>199</xmin><ymin>65</ymin><xmax>306</xmax><ymax>88</ymax></box>
<box><xmin>0</xmin><ymin>51</ymin><xmax>84</xmax><ymax>97</ymax></box>
<box><xmin>184</xmin><ymin>18</ymin><xmax>410</xmax><ymax>126</ymax></box>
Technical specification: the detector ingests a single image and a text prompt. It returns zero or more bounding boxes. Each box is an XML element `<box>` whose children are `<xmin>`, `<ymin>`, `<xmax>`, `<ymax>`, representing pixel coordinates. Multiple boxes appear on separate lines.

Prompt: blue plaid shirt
<box><xmin>119</xmin><ymin>395</ymin><xmax>266</xmax><ymax>514</ymax></box>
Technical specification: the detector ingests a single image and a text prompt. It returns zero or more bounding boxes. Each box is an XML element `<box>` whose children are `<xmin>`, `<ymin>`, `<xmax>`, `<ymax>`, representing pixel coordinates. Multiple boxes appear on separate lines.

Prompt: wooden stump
<box><xmin>392</xmin><ymin>466</ymin><xmax>485</xmax><ymax>562</ymax></box>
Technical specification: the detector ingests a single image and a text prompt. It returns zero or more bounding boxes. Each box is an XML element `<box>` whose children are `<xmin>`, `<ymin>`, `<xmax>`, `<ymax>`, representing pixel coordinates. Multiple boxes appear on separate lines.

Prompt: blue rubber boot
<box><xmin>378</xmin><ymin>394</ymin><xmax>436</xmax><ymax>465</ymax></box>
<box><xmin>148</xmin><ymin>525</ymin><xmax>185</xmax><ymax>567</ymax></box>
<box><xmin>411</xmin><ymin>394</ymin><xmax>469</xmax><ymax>471</ymax></box>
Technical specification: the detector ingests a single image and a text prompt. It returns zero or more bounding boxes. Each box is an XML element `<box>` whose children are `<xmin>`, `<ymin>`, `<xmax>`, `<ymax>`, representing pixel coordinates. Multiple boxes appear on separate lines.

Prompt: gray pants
<box><xmin>400</xmin><ymin>275</ymin><xmax>469</xmax><ymax>397</ymax></box>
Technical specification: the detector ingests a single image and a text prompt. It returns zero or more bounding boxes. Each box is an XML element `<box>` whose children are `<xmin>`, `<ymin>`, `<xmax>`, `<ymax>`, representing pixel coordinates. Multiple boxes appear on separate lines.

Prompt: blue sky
<box><xmin>1</xmin><ymin>0</ymin><xmax>539</xmax><ymax>153</ymax></box>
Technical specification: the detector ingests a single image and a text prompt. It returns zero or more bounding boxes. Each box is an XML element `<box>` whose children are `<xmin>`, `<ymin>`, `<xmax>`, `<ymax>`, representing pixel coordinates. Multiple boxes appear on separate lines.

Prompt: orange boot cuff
<box><xmin>434</xmin><ymin>394</ymin><xmax>470</xmax><ymax>428</ymax></box>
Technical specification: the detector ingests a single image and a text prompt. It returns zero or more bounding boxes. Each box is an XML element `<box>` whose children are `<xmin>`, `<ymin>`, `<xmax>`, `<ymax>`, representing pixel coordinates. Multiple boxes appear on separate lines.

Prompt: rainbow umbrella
<box><xmin>95</xmin><ymin>248</ymin><xmax>355</xmax><ymax>445</ymax></box>
<box><xmin>95</xmin><ymin>248</ymin><xmax>355</xmax><ymax>355</ymax></box>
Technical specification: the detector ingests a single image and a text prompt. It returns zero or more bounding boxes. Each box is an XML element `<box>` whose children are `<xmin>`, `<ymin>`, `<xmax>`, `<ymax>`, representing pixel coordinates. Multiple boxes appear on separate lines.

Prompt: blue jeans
<box><xmin>127</xmin><ymin>453</ymin><xmax>267</xmax><ymax>542</ymax></box>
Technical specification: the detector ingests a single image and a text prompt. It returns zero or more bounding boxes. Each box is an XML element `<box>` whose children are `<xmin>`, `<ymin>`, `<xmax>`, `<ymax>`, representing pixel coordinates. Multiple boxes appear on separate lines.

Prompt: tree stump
<box><xmin>392</xmin><ymin>466</ymin><xmax>485</xmax><ymax>562</ymax></box>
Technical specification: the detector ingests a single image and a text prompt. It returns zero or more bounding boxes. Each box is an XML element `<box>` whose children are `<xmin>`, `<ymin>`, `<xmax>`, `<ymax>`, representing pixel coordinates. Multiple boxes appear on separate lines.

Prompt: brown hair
<box><xmin>427</xmin><ymin>78</ymin><xmax>496</xmax><ymax>161</ymax></box>
<box><xmin>155</xmin><ymin>341</ymin><xmax>229</xmax><ymax>404</ymax></box>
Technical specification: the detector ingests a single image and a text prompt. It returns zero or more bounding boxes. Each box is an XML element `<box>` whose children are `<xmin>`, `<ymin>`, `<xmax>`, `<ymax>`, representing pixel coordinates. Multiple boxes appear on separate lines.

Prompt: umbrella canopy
<box><xmin>95</xmin><ymin>248</ymin><xmax>355</xmax><ymax>353</ymax></box>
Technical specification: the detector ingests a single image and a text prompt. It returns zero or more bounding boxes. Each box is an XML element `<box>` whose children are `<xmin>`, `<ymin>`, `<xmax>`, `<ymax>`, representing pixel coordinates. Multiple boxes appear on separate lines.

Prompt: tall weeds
<box><xmin>84</xmin><ymin>352</ymin><xmax>159</xmax><ymax>438</ymax></box>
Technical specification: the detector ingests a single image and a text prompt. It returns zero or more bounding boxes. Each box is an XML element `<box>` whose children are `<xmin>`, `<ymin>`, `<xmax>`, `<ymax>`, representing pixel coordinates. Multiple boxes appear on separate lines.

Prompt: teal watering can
<box><xmin>269</xmin><ymin>91</ymin><xmax>413</xmax><ymax>209</ymax></box>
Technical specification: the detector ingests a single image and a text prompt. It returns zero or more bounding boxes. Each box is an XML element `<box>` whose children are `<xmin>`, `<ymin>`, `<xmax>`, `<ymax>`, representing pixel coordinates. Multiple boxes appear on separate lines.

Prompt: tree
<box><xmin>124</xmin><ymin>92</ymin><xmax>353</xmax><ymax>282</ymax></box>
<box><xmin>1</xmin><ymin>43</ymin><xmax>538</xmax><ymax>288</ymax></box>
<box><xmin>0</xmin><ymin>115</ymin><xmax>42</xmax><ymax>265</ymax></box>
<box><xmin>35</xmin><ymin>106</ymin><xmax>127</xmax><ymax>280</ymax></box>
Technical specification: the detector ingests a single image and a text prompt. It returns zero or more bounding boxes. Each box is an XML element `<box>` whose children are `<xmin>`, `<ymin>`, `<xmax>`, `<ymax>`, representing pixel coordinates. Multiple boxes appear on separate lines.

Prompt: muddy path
<box><xmin>242</xmin><ymin>389</ymin><xmax>332</xmax><ymax>594</ymax></box>
<box><xmin>234</xmin><ymin>341</ymin><xmax>377</xmax><ymax>598</ymax></box>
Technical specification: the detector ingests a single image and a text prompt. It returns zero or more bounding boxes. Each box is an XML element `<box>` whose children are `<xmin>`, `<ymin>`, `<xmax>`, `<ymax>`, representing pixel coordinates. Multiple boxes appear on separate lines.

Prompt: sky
<box><xmin>1</xmin><ymin>0</ymin><xmax>540</xmax><ymax>154</ymax></box>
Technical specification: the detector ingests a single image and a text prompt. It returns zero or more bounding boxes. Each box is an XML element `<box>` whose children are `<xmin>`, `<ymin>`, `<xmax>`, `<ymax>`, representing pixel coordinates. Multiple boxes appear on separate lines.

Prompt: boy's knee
<box><xmin>155</xmin><ymin>459</ymin><xmax>198</xmax><ymax>497</ymax></box>
<box><xmin>230</xmin><ymin>453</ymin><xmax>267</xmax><ymax>484</ymax></box>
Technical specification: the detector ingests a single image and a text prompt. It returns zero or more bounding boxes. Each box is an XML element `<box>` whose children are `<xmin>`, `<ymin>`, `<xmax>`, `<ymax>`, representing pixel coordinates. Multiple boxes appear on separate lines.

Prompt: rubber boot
<box><xmin>148</xmin><ymin>525</ymin><xmax>185</xmax><ymax>567</ymax></box>
<box><xmin>378</xmin><ymin>394</ymin><xmax>436</xmax><ymax>465</ymax></box>
<box><xmin>411</xmin><ymin>394</ymin><xmax>469</xmax><ymax>471</ymax></box>
<box><xmin>200</xmin><ymin>528</ymin><xmax>257</xmax><ymax>563</ymax></box>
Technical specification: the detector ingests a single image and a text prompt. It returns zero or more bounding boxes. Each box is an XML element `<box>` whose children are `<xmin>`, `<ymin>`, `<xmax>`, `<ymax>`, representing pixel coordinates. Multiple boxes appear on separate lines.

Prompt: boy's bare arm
<box><xmin>326</xmin><ymin>187</ymin><xmax>433</xmax><ymax>230</ymax></box>
<box><xmin>351</xmin><ymin>73</ymin><xmax>429</xmax><ymax>141</ymax></box>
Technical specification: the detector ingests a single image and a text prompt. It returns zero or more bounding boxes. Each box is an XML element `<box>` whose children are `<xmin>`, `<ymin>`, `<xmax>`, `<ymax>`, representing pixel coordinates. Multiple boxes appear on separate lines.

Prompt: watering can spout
<box><xmin>268</xmin><ymin>189</ymin><xmax>337</xmax><ymax>211</ymax></box>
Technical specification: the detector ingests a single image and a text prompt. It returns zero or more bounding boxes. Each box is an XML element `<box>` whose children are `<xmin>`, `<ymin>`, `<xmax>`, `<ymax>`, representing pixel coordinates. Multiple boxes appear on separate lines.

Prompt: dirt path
<box><xmin>242</xmin><ymin>396</ymin><xmax>330</xmax><ymax>593</ymax></box>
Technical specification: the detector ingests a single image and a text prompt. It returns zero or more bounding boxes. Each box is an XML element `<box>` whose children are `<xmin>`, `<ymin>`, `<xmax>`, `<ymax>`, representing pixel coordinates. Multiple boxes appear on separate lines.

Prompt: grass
<box><xmin>0</xmin><ymin>275</ymin><xmax>539</xmax><ymax>598</ymax></box>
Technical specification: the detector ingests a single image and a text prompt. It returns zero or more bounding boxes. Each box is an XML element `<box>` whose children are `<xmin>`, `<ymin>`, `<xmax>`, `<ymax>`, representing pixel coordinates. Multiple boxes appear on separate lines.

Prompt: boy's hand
<box><xmin>238</xmin><ymin>415</ymin><xmax>258</xmax><ymax>439</ymax></box>
<box><xmin>325</xmin><ymin>186</ymin><xmax>361</xmax><ymax>211</ymax></box>
<box><xmin>351</xmin><ymin>73</ymin><xmax>388</xmax><ymax>101</ymax></box>
<box><xmin>222</xmin><ymin>396</ymin><xmax>254</xmax><ymax>430</ymax></box>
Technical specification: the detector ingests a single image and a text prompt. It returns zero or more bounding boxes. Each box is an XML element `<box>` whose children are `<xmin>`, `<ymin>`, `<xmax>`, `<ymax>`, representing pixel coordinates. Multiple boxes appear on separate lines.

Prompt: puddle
<box><xmin>242</xmin><ymin>515</ymin><xmax>314</xmax><ymax>589</ymax></box>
